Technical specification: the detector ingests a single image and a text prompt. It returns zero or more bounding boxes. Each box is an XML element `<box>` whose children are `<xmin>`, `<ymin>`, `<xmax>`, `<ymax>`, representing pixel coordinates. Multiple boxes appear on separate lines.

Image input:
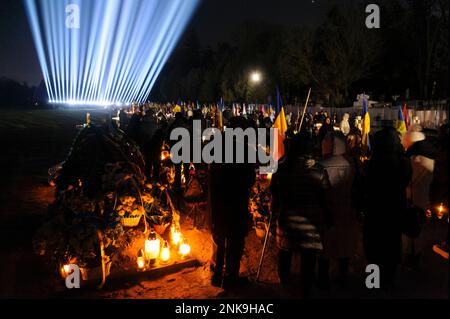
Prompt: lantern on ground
<box><xmin>145</xmin><ymin>230</ymin><xmax>160</xmax><ymax>262</ymax></box>
<box><xmin>179</xmin><ymin>238</ymin><xmax>191</xmax><ymax>258</ymax></box>
<box><xmin>161</xmin><ymin>150</ymin><xmax>170</xmax><ymax>161</ymax></box>
<box><xmin>171</xmin><ymin>225</ymin><xmax>182</xmax><ymax>246</ymax></box>
<box><xmin>60</xmin><ymin>264</ymin><xmax>71</xmax><ymax>278</ymax></box>
<box><xmin>437</xmin><ymin>203</ymin><xmax>445</xmax><ymax>219</ymax></box>
<box><xmin>160</xmin><ymin>241</ymin><xmax>171</xmax><ymax>264</ymax></box>
<box><xmin>137</xmin><ymin>249</ymin><xmax>146</xmax><ymax>270</ymax></box>
<box><xmin>60</xmin><ymin>262</ymin><xmax>77</xmax><ymax>279</ymax></box>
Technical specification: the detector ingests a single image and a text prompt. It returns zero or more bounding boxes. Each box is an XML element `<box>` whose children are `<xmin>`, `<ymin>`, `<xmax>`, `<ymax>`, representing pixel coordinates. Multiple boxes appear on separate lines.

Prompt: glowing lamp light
<box><xmin>171</xmin><ymin>226</ymin><xmax>182</xmax><ymax>246</ymax></box>
<box><xmin>161</xmin><ymin>150</ymin><xmax>170</xmax><ymax>161</ymax></box>
<box><xmin>160</xmin><ymin>241</ymin><xmax>171</xmax><ymax>264</ymax></box>
<box><xmin>250</xmin><ymin>71</ymin><xmax>262</xmax><ymax>83</ymax></box>
<box><xmin>137</xmin><ymin>249</ymin><xmax>146</xmax><ymax>270</ymax></box>
<box><xmin>145</xmin><ymin>231</ymin><xmax>160</xmax><ymax>261</ymax></box>
<box><xmin>179</xmin><ymin>239</ymin><xmax>191</xmax><ymax>258</ymax></box>
<box><xmin>63</xmin><ymin>264</ymin><xmax>71</xmax><ymax>274</ymax></box>
<box><xmin>437</xmin><ymin>203</ymin><xmax>446</xmax><ymax>219</ymax></box>
<box><xmin>60</xmin><ymin>264</ymin><xmax>72</xmax><ymax>278</ymax></box>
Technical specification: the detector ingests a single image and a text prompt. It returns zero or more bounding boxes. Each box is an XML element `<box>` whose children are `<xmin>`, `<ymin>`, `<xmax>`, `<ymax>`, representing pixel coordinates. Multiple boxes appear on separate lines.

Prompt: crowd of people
<box><xmin>114</xmin><ymin>101</ymin><xmax>448</xmax><ymax>297</ymax></box>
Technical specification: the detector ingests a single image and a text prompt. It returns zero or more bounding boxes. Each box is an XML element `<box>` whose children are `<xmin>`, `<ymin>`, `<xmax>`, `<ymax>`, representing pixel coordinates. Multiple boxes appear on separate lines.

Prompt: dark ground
<box><xmin>0</xmin><ymin>108</ymin><xmax>448</xmax><ymax>299</ymax></box>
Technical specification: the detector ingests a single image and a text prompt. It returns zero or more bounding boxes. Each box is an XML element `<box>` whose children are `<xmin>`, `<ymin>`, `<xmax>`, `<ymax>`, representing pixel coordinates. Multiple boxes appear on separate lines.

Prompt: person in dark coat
<box><xmin>319</xmin><ymin>132</ymin><xmax>359</xmax><ymax>288</ymax></box>
<box><xmin>318</xmin><ymin>116</ymin><xmax>335</xmax><ymax>143</ymax></box>
<box><xmin>271</xmin><ymin>132</ymin><xmax>332</xmax><ymax>297</ymax></box>
<box><xmin>208</xmin><ymin>118</ymin><xmax>256</xmax><ymax>290</ymax></box>
<box><xmin>430</xmin><ymin>124</ymin><xmax>449</xmax><ymax>259</ymax></box>
<box><xmin>167</xmin><ymin>112</ymin><xmax>190</xmax><ymax>192</ymax></box>
<box><xmin>125</xmin><ymin>111</ymin><xmax>142</xmax><ymax>143</ymax></box>
<box><xmin>119</xmin><ymin>109</ymin><xmax>128</xmax><ymax>130</ymax></box>
<box><xmin>363</xmin><ymin>127</ymin><xmax>412</xmax><ymax>289</ymax></box>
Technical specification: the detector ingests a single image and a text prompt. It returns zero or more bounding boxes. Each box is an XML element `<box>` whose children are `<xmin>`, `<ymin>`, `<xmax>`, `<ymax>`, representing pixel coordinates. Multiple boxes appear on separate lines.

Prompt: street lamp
<box><xmin>250</xmin><ymin>71</ymin><xmax>262</xmax><ymax>84</ymax></box>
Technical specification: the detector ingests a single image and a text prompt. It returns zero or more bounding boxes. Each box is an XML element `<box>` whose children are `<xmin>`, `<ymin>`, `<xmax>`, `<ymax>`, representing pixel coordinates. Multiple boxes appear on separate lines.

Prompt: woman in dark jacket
<box><xmin>208</xmin><ymin>118</ymin><xmax>256</xmax><ymax>290</ymax></box>
<box><xmin>271</xmin><ymin>132</ymin><xmax>332</xmax><ymax>297</ymax></box>
<box><xmin>363</xmin><ymin>127</ymin><xmax>412</xmax><ymax>289</ymax></box>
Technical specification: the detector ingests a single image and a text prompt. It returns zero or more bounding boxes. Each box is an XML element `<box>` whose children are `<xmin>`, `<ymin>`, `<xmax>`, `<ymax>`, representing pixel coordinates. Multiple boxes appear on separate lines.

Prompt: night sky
<box><xmin>0</xmin><ymin>0</ymin><xmax>333</xmax><ymax>86</ymax></box>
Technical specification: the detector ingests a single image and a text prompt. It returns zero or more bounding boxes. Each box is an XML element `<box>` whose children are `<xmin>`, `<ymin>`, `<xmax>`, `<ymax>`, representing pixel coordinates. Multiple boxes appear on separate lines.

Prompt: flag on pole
<box><xmin>217</xmin><ymin>107</ymin><xmax>223</xmax><ymax>131</ymax></box>
<box><xmin>361</xmin><ymin>94</ymin><xmax>371</xmax><ymax>153</ymax></box>
<box><xmin>273</xmin><ymin>107</ymin><xmax>288</xmax><ymax>161</ymax></box>
<box><xmin>219</xmin><ymin>97</ymin><xmax>224</xmax><ymax>111</ymax></box>
<box><xmin>276</xmin><ymin>86</ymin><xmax>283</xmax><ymax>115</ymax></box>
<box><xmin>402</xmin><ymin>103</ymin><xmax>409</xmax><ymax>130</ymax></box>
<box><xmin>397</xmin><ymin>104</ymin><xmax>407</xmax><ymax>134</ymax></box>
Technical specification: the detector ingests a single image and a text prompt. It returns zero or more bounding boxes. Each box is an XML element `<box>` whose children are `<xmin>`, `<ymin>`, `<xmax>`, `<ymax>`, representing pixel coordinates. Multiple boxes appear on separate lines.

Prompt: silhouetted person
<box><xmin>318</xmin><ymin>116</ymin><xmax>334</xmax><ymax>143</ymax></box>
<box><xmin>319</xmin><ymin>132</ymin><xmax>359</xmax><ymax>288</ymax></box>
<box><xmin>167</xmin><ymin>112</ymin><xmax>190</xmax><ymax>192</ymax></box>
<box><xmin>271</xmin><ymin>132</ymin><xmax>332</xmax><ymax>298</ymax></box>
<box><xmin>430</xmin><ymin>124</ymin><xmax>449</xmax><ymax>259</ymax></box>
<box><xmin>363</xmin><ymin>127</ymin><xmax>412</xmax><ymax>290</ymax></box>
<box><xmin>119</xmin><ymin>109</ymin><xmax>128</xmax><ymax>130</ymax></box>
<box><xmin>208</xmin><ymin>117</ymin><xmax>256</xmax><ymax>290</ymax></box>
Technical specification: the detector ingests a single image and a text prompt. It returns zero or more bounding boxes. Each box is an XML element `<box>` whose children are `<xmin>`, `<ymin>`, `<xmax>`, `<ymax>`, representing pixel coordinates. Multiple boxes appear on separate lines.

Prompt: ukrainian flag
<box><xmin>397</xmin><ymin>104</ymin><xmax>407</xmax><ymax>135</ymax></box>
<box><xmin>362</xmin><ymin>95</ymin><xmax>371</xmax><ymax>153</ymax></box>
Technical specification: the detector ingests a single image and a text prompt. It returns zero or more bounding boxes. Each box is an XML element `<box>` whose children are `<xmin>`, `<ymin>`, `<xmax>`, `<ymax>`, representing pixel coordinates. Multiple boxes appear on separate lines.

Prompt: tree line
<box><xmin>152</xmin><ymin>0</ymin><xmax>449</xmax><ymax>107</ymax></box>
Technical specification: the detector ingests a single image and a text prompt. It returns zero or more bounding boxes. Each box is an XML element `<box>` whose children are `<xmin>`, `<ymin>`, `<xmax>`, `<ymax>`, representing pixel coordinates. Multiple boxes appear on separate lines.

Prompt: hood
<box><xmin>373</xmin><ymin>127</ymin><xmax>404</xmax><ymax>155</ymax></box>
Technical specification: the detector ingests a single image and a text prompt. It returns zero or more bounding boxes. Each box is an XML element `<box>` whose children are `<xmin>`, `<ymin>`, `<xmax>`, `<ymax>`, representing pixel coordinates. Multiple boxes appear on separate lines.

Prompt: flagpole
<box><xmin>297</xmin><ymin>88</ymin><xmax>312</xmax><ymax>132</ymax></box>
<box><xmin>256</xmin><ymin>212</ymin><xmax>273</xmax><ymax>282</ymax></box>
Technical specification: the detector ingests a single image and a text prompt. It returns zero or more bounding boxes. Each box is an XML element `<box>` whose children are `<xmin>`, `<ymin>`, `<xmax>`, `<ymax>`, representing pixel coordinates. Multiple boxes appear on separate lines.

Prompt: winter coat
<box><xmin>271</xmin><ymin>156</ymin><xmax>332</xmax><ymax>252</ymax></box>
<box><xmin>320</xmin><ymin>134</ymin><xmax>359</xmax><ymax>259</ymax></box>
<box><xmin>406</xmin><ymin>140</ymin><xmax>435</xmax><ymax>210</ymax></box>
<box><xmin>208</xmin><ymin>163</ymin><xmax>256</xmax><ymax>237</ymax></box>
<box><xmin>430</xmin><ymin>127</ymin><xmax>448</xmax><ymax>207</ymax></box>
<box><xmin>363</xmin><ymin>128</ymin><xmax>412</xmax><ymax>265</ymax></box>
<box><xmin>339</xmin><ymin>113</ymin><xmax>351</xmax><ymax>136</ymax></box>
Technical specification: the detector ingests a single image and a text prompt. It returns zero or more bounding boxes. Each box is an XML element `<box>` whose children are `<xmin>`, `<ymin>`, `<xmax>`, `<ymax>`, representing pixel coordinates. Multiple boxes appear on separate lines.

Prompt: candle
<box><xmin>179</xmin><ymin>238</ymin><xmax>191</xmax><ymax>258</ymax></box>
<box><xmin>161</xmin><ymin>151</ymin><xmax>170</xmax><ymax>161</ymax></box>
<box><xmin>61</xmin><ymin>264</ymin><xmax>71</xmax><ymax>278</ymax></box>
<box><xmin>137</xmin><ymin>249</ymin><xmax>146</xmax><ymax>270</ymax></box>
<box><xmin>160</xmin><ymin>241</ymin><xmax>171</xmax><ymax>264</ymax></box>
<box><xmin>437</xmin><ymin>203</ymin><xmax>445</xmax><ymax>219</ymax></box>
<box><xmin>145</xmin><ymin>231</ymin><xmax>160</xmax><ymax>261</ymax></box>
<box><xmin>171</xmin><ymin>226</ymin><xmax>182</xmax><ymax>246</ymax></box>
<box><xmin>63</xmin><ymin>264</ymin><xmax>71</xmax><ymax>274</ymax></box>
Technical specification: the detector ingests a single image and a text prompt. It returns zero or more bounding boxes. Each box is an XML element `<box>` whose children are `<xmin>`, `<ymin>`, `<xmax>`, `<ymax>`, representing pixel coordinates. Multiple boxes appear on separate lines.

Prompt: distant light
<box><xmin>250</xmin><ymin>71</ymin><xmax>262</xmax><ymax>84</ymax></box>
<box><xmin>48</xmin><ymin>100</ymin><xmax>121</xmax><ymax>107</ymax></box>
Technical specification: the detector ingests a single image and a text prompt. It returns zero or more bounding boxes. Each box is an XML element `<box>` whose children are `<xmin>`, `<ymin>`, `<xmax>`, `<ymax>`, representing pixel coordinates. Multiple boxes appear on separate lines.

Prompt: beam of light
<box><xmin>24</xmin><ymin>0</ymin><xmax>199</xmax><ymax>106</ymax></box>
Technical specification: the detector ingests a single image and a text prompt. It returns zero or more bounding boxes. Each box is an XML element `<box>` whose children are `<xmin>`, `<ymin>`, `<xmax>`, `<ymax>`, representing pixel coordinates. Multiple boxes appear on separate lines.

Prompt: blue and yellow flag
<box><xmin>276</xmin><ymin>86</ymin><xmax>283</xmax><ymax>115</ymax></box>
<box><xmin>361</xmin><ymin>95</ymin><xmax>371</xmax><ymax>153</ymax></box>
<box><xmin>397</xmin><ymin>104</ymin><xmax>407</xmax><ymax>134</ymax></box>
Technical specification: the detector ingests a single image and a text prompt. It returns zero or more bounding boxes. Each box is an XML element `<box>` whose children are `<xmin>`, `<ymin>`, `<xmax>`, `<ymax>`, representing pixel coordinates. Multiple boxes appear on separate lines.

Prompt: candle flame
<box><xmin>137</xmin><ymin>257</ymin><xmax>145</xmax><ymax>269</ymax></box>
<box><xmin>179</xmin><ymin>242</ymin><xmax>191</xmax><ymax>257</ymax></box>
<box><xmin>145</xmin><ymin>238</ymin><xmax>160</xmax><ymax>260</ymax></box>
